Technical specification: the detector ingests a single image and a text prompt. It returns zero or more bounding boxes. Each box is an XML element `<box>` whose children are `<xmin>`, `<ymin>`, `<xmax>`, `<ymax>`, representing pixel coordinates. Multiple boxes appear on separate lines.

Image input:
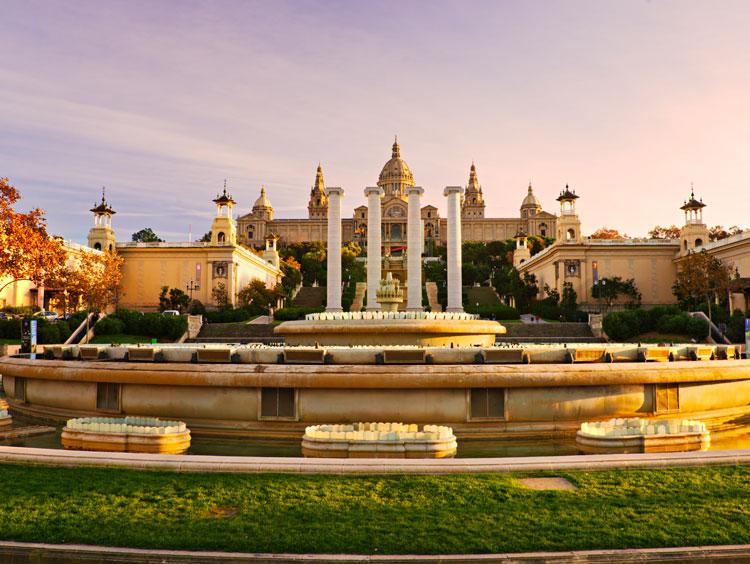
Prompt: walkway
<box><xmin>1</xmin><ymin>446</ymin><xmax>749</xmax><ymax>474</ymax></box>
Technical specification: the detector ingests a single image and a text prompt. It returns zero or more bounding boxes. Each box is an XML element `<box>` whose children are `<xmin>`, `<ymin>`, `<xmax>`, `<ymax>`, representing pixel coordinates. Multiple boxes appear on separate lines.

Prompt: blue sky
<box><xmin>2</xmin><ymin>0</ymin><xmax>749</xmax><ymax>242</ymax></box>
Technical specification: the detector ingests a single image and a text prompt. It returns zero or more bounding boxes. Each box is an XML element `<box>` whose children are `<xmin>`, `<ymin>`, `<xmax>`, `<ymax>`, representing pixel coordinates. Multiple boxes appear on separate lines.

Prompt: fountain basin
<box><xmin>275</xmin><ymin>318</ymin><xmax>505</xmax><ymax>347</ymax></box>
<box><xmin>302</xmin><ymin>422</ymin><xmax>457</xmax><ymax>458</ymax></box>
<box><xmin>576</xmin><ymin>417</ymin><xmax>710</xmax><ymax>454</ymax></box>
<box><xmin>61</xmin><ymin>416</ymin><xmax>191</xmax><ymax>454</ymax></box>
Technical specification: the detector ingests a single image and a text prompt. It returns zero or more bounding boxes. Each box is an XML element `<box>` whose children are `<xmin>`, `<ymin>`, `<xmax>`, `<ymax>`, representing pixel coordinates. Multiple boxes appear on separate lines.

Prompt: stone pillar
<box><xmin>364</xmin><ymin>186</ymin><xmax>384</xmax><ymax>310</ymax></box>
<box><xmin>444</xmin><ymin>186</ymin><xmax>464</xmax><ymax>312</ymax></box>
<box><xmin>325</xmin><ymin>186</ymin><xmax>344</xmax><ymax>312</ymax></box>
<box><xmin>406</xmin><ymin>186</ymin><xmax>425</xmax><ymax>311</ymax></box>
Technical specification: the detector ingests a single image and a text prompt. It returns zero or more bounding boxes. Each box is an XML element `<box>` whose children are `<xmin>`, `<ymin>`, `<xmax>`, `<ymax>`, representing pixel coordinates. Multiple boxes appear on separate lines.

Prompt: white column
<box><xmin>444</xmin><ymin>186</ymin><xmax>464</xmax><ymax>313</ymax></box>
<box><xmin>364</xmin><ymin>186</ymin><xmax>384</xmax><ymax>310</ymax></box>
<box><xmin>406</xmin><ymin>186</ymin><xmax>424</xmax><ymax>311</ymax></box>
<box><xmin>325</xmin><ymin>186</ymin><xmax>344</xmax><ymax>312</ymax></box>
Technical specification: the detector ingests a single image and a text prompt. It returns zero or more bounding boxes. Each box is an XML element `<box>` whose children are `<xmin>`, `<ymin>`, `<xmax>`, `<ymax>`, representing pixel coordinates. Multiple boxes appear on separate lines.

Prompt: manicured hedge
<box><xmin>205</xmin><ymin>306</ymin><xmax>262</xmax><ymax>323</ymax></box>
<box><xmin>0</xmin><ymin>317</ymin><xmax>73</xmax><ymax>344</ymax></box>
<box><xmin>464</xmin><ymin>303</ymin><xmax>520</xmax><ymax>320</ymax></box>
<box><xmin>274</xmin><ymin>307</ymin><xmax>325</xmax><ymax>321</ymax></box>
<box><xmin>98</xmin><ymin>308</ymin><xmax>187</xmax><ymax>341</ymax></box>
<box><xmin>603</xmin><ymin>306</ymin><xmax>708</xmax><ymax>341</ymax></box>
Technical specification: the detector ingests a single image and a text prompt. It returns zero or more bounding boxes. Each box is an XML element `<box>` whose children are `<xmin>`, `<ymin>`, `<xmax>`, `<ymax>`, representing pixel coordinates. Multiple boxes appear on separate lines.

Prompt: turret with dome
<box><xmin>377</xmin><ymin>137</ymin><xmax>415</xmax><ymax>198</ymax></box>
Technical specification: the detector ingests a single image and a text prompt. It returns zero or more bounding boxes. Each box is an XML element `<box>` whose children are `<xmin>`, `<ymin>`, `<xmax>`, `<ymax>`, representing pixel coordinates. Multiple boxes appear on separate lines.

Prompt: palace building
<box><xmin>237</xmin><ymin>138</ymin><xmax>557</xmax><ymax>252</ymax></box>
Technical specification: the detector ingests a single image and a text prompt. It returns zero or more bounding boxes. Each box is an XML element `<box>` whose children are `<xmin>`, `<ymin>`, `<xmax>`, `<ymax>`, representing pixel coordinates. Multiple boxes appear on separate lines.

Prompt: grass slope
<box><xmin>1</xmin><ymin>464</ymin><xmax>749</xmax><ymax>554</ymax></box>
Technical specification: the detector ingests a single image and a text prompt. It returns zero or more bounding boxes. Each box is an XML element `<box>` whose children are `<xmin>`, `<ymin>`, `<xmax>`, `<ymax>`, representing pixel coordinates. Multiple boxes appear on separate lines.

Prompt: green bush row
<box><xmin>96</xmin><ymin>308</ymin><xmax>187</xmax><ymax>341</ymax></box>
<box><xmin>273</xmin><ymin>307</ymin><xmax>324</xmax><ymax>321</ymax></box>
<box><xmin>603</xmin><ymin>306</ymin><xmax>707</xmax><ymax>341</ymax></box>
<box><xmin>0</xmin><ymin>317</ymin><xmax>74</xmax><ymax>344</ymax></box>
<box><xmin>205</xmin><ymin>306</ymin><xmax>263</xmax><ymax>324</ymax></box>
<box><xmin>464</xmin><ymin>303</ymin><xmax>521</xmax><ymax>320</ymax></box>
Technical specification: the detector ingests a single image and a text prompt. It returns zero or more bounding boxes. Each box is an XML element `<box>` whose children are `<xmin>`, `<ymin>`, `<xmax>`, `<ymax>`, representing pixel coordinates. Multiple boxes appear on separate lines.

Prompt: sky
<box><xmin>1</xmin><ymin>0</ymin><xmax>749</xmax><ymax>243</ymax></box>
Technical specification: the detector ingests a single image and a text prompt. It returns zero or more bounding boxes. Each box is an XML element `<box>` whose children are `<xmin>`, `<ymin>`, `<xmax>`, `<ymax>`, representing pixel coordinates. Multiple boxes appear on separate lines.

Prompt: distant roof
<box><xmin>556</xmin><ymin>184</ymin><xmax>579</xmax><ymax>202</ymax></box>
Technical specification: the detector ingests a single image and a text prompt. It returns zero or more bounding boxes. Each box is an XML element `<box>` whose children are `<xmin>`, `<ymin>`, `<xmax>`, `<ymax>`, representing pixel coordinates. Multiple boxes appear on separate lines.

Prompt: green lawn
<box><xmin>88</xmin><ymin>334</ymin><xmax>159</xmax><ymax>345</ymax></box>
<box><xmin>0</xmin><ymin>464</ymin><xmax>749</xmax><ymax>554</ymax></box>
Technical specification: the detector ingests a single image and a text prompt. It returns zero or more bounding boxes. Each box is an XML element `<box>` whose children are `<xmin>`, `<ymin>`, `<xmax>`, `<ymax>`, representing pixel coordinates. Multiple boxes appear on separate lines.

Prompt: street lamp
<box><xmin>186</xmin><ymin>280</ymin><xmax>198</xmax><ymax>302</ymax></box>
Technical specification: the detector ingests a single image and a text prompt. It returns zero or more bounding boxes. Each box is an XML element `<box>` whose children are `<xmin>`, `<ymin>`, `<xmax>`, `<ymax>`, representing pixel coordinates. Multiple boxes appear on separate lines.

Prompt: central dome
<box><xmin>378</xmin><ymin>137</ymin><xmax>415</xmax><ymax>197</ymax></box>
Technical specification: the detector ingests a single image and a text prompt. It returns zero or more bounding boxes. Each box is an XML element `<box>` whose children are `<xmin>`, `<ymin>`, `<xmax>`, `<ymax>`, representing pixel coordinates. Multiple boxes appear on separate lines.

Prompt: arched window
<box><xmin>94</xmin><ymin>242</ymin><xmax>102</xmax><ymax>251</ymax></box>
<box><xmin>695</xmin><ymin>238</ymin><xmax>703</xmax><ymax>247</ymax></box>
<box><xmin>217</xmin><ymin>232</ymin><xmax>226</xmax><ymax>243</ymax></box>
<box><xmin>566</xmin><ymin>228</ymin><xmax>576</xmax><ymax>241</ymax></box>
<box><xmin>248</xmin><ymin>226</ymin><xmax>254</xmax><ymax>239</ymax></box>
<box><xmin>108</xmin><ymin>244</ymin><xmax>113</xmax><ymax>252</ymax></box>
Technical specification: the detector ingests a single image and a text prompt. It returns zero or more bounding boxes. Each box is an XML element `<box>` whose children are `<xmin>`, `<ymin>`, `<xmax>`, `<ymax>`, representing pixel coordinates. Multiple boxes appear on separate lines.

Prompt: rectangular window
<box><xmin>14</xmin><ymin>377</ymin><xmax>27</xmax><ymax>402</ymax></box>
<box><xmin>654</xmin><ymin>383</ymin><xmax>679</xmax><ymax>413</ymax></box>
<box><xmin>260</xmin><ymin>388</ymin><xmax>296</xmax><ymax>419</ymax></box>
<box><xmin>96</xmin><ymin>383</ymin><xmax>121</xmax><ymax>412</ymax></box>
<box><xmin>469</xmin><ymin>388</ymin><xmax>505</xmax><ymax>420</ymax></box>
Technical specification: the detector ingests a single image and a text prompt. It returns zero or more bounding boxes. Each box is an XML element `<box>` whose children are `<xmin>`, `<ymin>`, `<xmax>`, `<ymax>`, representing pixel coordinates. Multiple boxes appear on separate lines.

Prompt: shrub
<box><xmin>94</xmin><ymin>316</ymin><xmax>125</xmax><ymax>336</ymax></box>
<box><xmin>603</xmin><ymin>307</ymin><xmax>708</xmax><ymax>341</ymax></box>
<box><xmin>188</xmin><ymin>300</ymin><xmax>206</xmax><ymax>315</ymax></box>
<box><xmin>274</xmin><ymin>307</ymin><xmax>324</xmax><ymax>321</ymax></box>
<box><xmin>465</xmin><ymin>304</ymin><xmax>520</xmax><ymax>320</ymax></box>
<box><xmin>0</xmin><ymin>318</ymin><xmax>21</xmax><ymax>339</ymax></box>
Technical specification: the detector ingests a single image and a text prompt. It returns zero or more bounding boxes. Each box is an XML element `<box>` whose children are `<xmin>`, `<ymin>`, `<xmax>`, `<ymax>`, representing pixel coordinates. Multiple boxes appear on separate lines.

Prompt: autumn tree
<box><xmin>708</xmin><ymin>225</ymin><xmax>743</xmax><ymax>242</ymax></box>
<box><xmin>672</xmin><ymin>250</ymin><xmax>732</xmax><ymax>320</ymax></box>
<box><xmin>69</xmin><ymin>249</ymin><xmax>124</xmax><ymax>314</ymax></box>
<box><xmin>591</xmin><ymin>228</ymin><xmax>626</xmax><ymax>240</ymax></box>
<box><xmin>0</xmin><ymin>178</ymin><xmax>66</xmax><ymax>291</ymax></box>
<box><xmin>648</xmin><ymin>225</ymin><xmax>682</xmax><ymax>239</ymax></box>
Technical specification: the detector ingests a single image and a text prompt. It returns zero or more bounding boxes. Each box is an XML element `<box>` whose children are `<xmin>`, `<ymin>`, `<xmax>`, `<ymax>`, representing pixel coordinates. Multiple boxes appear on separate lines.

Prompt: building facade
<box><xmin>236</xmin><ymin>139</ymin><xmax>557</xmax><ymax>252</ymax></box>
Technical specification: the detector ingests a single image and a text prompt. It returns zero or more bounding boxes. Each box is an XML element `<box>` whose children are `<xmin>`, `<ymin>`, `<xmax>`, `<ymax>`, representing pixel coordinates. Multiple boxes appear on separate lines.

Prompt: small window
<box><xmin>469</xmin><ymin>388</ymin><xmax>504</xmax><ymax>420</ymax></box>
<box><xmin>695</xmin><ymin>238</ymin><xmax>703</xmax><ymax>247</ymax></box>
<box><xmin>93</xmin><ymin>242</ymin><xmax>102</xmax><ymax>251</ymax></box>
<box><xmin>217</xmin><ymin>232</ymin><xmax>226</xmax><ymax>243</ymax></box>
<box><xmin>14</xmin><ymin>377</ymin><xmax>27</xmax><ymax>402</ymax></box>
<box><xmin>260</xmin><ymin>387</ymin><xmax>296</xmax><ymax>419</ymax></box>
<box><xmin>654</xmin><ymin>383</ymin><xmax>679</xmax><ymax>413</ymax></box>
<box><xmin>97</xmin><ymin>382</ymin><xmax>121</xmax><ymax>412</ymax></box>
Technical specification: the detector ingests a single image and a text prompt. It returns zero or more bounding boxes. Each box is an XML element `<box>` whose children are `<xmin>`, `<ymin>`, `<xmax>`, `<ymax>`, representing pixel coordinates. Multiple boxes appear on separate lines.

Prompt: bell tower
<box><xmin>308</xmin><ymin>164</ymin><xmax>328</xmax><ymax>219</ymax></box>
<box><xmin>555</xmin><ymin>185</ymin><xmax>581</xmax><ymax>244</ymax></box>
<box><xmin>512</xmin><ymin>228</ymin><xmax>531</xmax><ymax>267</ymax></box>
<box><xmin>87</xmin><ymin>187</ymin><xmax>117</xmax><ymax>252</ymax></box>
<box><xmin>679</xmin><ymin>185</ymin><xmax>709</xmax><ymax>256</ymax></box>
<box><xmin>462</xmin><ymin>162</ymin><xmax>485</xmax><ymax>218</ymax></box>
<box><xmin>210</xmin><ymin>181</ymin><xmax>237</xmax><ymax>246</ymax></box>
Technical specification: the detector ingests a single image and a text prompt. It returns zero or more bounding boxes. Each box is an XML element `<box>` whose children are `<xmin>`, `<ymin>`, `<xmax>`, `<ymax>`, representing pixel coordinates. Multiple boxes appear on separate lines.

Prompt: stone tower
<box><xmin>87</xmin><ymin>188</ymin><xmax>117</xmax><ymax>252</ymax></box>
<box><xmin>462</xmin><ymin>162</ymin><xmax>485</xmax><ymax>219</ymax></box>
<box><xmin>308</xmin><ymin>164</ymin><xmax>328</xmax><ymax>219</ymax></box>
<box><xmin>555</xmin><ymin>185</ymin><xmax>581</xmax><ymax>244</ymax></box>
<box><xmin>512</xmin><ymin>228</ymin><xmax>531</xmax><ymax>267</ymax></box>
<box><xmin>210</xmin><ymin>182</ymin><xmax>237</xmax><ymax>246</ymax></box>
<box><xmin>679</xmin><ymin>186</ymin><xmax>709</xmax><ymax>256</ymax></box>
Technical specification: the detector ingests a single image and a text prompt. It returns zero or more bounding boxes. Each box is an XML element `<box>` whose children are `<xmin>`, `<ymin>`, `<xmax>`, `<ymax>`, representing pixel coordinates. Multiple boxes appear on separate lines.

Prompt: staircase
<box><xmin>497</xmin><ymin>322</ymin><xmax>602</xmax><ymax>344</ymax></box>
<box><xmin>350</xmin><ymin>282</ymin><xmax>367</xmax><ymax>312</ymax></box>
<box><xmin>190</xmin><ymin>322</ymin><xmax>281</xmax><ymax>344</ymax></box>
<box><xmin>292</xmin><ymin>287</ymin><xmax>326</xmax><ymax>309</ymax></box>
<box><xmin>465</xmin><ymin>286</ymin><xmax>501</xmax><ymax>307</ymax></box>
<box><xmin>426</xmin><ymin>282</ymin><xmax>441</xmax><ymax>312</ymax></box>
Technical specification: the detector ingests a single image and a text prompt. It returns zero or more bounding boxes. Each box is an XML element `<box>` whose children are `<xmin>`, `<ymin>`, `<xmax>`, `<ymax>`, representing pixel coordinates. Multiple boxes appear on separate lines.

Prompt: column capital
<box><xmin>443</xmin><ymin>185</ymin><xmax>464</xmax><ymax>197</ymax></box>
<box><xmin>325</xmin><ymin>186</ymin><xmax>345</xmax><ymax>197</ymax></box>
<box><xmin>406</xmin><ymin>186</ymin><xmax>424</xmax><ymax>196</ymax></box>
<box><xmin>364</xmin><ymin>186</ymin><xmax>384</xmax><ymax>197</ymax></box>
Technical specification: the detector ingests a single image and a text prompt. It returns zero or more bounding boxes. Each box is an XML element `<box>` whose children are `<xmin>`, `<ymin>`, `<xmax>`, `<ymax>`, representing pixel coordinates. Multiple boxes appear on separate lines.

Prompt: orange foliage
<box><xmin>590</xmin><ymin>227</ymin><xmax>626</xmax><ymax>240</ymax></box>
<box><xmin>0</xmin><ymin>177</ymin><xmax>66</xmax><ymax>284</ymax></box>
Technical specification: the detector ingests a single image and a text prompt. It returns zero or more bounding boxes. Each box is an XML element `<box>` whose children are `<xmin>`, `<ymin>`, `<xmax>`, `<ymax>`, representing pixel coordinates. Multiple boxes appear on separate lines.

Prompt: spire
<box><xmin>467</xmin><ymin>162</ymin><xmax>480</xmax><ymax>192</ymax></box>
<box><xmin>392</xmin><ymin>135</ymin><xmax>400</xmax><ymax>158</ymax></box>
<box><xmin>312</xmin><ymin>162</ymin><xmax>325</xmax><ymax>194</ymax></box>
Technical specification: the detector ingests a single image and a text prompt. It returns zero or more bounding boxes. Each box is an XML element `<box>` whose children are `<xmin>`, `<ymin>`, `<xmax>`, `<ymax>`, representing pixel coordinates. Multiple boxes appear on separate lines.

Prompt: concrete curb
<box><xmin>1</xmin><ymin>446</ymin><xmax>750</xmax><ymax>474</ymax></box>
<box><xmin>1</xmin><ymin>541</ymin><xmax>750</xmax><ymax>563</ymax></box>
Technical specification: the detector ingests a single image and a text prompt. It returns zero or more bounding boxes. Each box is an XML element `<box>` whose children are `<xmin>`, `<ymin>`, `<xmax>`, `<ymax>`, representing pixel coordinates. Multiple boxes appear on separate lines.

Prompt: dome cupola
<box><xmin>377</xmin><ymin>136</ymin><xmax>415</xmax><ymax>198</ymax></box>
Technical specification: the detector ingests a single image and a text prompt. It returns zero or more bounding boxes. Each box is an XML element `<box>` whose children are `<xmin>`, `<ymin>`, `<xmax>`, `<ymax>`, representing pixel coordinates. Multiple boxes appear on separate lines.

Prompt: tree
<box><xmin>591</xmin><ymin>276</ymin><xmax>641</xmax><ymax>310</ymax></box>
<box><xmin>69</xmin><ymin>249</ymin><xmax>124</xmax><ymax>314</ymax></box>
<box><xmin>238</xmin><ymin>279</ymin><xmax>280</xmax><ymax>313</ymax></box>
<box><xmin>158</xmin><ymin>286</ymin><xmax>190</xmax><ymax>312</ymax></box>
<box><xmin>708</xmin><ymin>225</ymin><xmax>743</xmax><ymax>242</ymax></box>
<box><xmin>211</xmin><ymin>282</ymin><xmax>229</xmax><ymax>308</ymax></box>
<box><xmin>591</xmin><ymin>228</ymin><xmax>626</xmax><ymax>240</ymax></box>
<box><xmin>560</xmin><ymin>282</ymin><xmax>578</xmax><ymax>315</ymax></box>
<box><xmin>672</xmin><ymin>251</ymin><xmax>732</xmax><ymax>320</ymax></box>
<box><xmin>198</xmin><ymin>232</ymin><xmax>211</xmax><ymax>243</ymax></box>
<box><xmin>0</xmin><ymin>178</ymin><xmax>66</xmax><ymax>287</ymax></box>
<box><xmin>131</xmin><ymin>227</ymin><xmax>164</xmax><ymax>243</ymax></box>
<box><xmin>648</xmin><ymin>225</ymin><xmax>681</xmax><ymax>239</ymax></box>
<box><xmin>279</xmin><ymin>257</ymin><xmax>302</xmax><ymax>299</ymax></box>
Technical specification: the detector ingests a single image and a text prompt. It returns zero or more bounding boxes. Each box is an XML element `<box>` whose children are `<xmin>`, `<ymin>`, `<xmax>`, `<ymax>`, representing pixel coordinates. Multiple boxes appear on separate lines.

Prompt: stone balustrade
<box><xmin>65</xmin><ymin>416</ymin><xmax>187</xmax><ymax>435</ymax></box>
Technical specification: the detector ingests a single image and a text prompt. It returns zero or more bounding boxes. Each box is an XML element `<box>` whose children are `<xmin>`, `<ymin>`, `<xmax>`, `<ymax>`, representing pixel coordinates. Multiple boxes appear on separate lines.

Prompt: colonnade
<box><xmin>325</xmin><ymin>186</ymin><xmax>464</xmax><ymax>313</ymax></box>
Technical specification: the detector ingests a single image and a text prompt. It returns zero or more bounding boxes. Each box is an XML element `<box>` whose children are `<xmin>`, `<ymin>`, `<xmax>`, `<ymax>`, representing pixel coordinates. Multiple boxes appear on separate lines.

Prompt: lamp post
<box><xmin>186</xmin><ymin>280</ymin><xmax>198</xmax><ymax>302</ymax></box>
